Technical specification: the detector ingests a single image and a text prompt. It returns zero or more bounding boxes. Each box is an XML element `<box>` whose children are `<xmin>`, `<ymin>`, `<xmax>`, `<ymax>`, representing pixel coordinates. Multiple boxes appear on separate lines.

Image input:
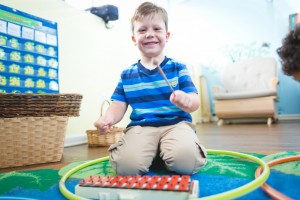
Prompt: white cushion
<box><xmin>214</xmin><ymin>57</ymin><xmax>278</xmax><ymax>100</ymax></box>
<box><xmin>220</xmin><ymin>57</ymin><xmax>277</xmax><ymax>93</ymax></box>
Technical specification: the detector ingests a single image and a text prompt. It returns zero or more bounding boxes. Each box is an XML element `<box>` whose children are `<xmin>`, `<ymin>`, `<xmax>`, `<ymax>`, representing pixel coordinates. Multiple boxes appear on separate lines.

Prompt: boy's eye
<box><xmin>155</xmin><ymin>27</ymin><xmax>162</xmax><ymax>31</ymax></box>
<box><xmin>138</xmin><ymin>29</ymin><xmax>146</xmax><ymax>33</ymax></box>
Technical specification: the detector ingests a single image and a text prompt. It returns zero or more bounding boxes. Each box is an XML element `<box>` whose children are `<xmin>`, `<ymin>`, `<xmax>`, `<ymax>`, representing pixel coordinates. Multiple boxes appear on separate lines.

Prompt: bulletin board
<box><xmin>0</xmin><ymin>4</ymin><xmax>59</xmax><ymax>93</ymax></box>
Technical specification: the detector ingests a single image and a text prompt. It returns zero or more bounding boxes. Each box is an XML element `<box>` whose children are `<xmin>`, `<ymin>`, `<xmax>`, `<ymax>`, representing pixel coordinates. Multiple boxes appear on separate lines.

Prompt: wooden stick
<box><xmin>153</xmin><ymin>60</ymin><xmax>175</xmax><ymax>94</ymax></box>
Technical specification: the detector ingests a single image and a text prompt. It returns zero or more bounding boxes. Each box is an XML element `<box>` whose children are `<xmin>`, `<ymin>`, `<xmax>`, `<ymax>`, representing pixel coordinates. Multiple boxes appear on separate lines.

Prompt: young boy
<box><xmin>277</xmin><ymin>24</ymin><xmax>300</xmax><ymax>82</ymax></box>
<box><xmin>94</xmin><ymin>2</ymin><xmax>206</xmax><ymax>175</ymax></box>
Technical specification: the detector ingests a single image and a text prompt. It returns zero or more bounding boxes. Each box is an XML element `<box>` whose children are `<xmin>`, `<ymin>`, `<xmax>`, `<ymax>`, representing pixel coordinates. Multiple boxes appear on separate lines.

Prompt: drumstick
<box><xmin>153</xmin><ymin>60</ymin><xmax>175</xmax><ymax>94</ymax></box>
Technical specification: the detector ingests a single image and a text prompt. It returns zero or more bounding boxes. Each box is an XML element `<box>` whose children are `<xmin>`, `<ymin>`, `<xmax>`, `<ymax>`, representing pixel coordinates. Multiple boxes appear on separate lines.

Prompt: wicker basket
<box><xmin>86</xmin><ymin>100</ymin><xmax>124</xmax><ymax>147</ymax></box>
<box><xmin>0</xmin><ymin>93</ymin><xmax>83</xmax><ymax>118</ymax></box>
<box><xmin>0</xmin><ymin>116</ymin><xmax>68</xmax><ymax>168</ymax></box>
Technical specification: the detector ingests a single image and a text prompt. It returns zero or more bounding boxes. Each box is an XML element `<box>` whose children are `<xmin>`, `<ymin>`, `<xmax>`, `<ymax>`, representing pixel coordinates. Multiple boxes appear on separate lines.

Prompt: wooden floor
<box><xmin>196</xmin><ymin>120</ymin><xmax>300</xmax><ymax>154</ymax></box>
<box><xmin>1</xmin><ymin>120</ymin><xmax>300</xmax><ymax>173</ymax></box>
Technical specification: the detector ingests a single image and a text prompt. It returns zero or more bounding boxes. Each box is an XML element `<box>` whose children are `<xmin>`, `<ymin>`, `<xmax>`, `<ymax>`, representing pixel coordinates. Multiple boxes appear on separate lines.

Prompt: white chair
<box><xmin>212</xmin><ymin>57</ymin><xmax>278</xmax><ymax>126</ymax></box>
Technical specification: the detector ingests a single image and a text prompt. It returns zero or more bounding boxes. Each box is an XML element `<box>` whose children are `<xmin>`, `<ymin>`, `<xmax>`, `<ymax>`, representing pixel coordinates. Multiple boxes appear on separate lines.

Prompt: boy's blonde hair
<box><xmin>131</xmin><ymin>2</ymin><xmax>168</xmax><ymax>33</ymax></box>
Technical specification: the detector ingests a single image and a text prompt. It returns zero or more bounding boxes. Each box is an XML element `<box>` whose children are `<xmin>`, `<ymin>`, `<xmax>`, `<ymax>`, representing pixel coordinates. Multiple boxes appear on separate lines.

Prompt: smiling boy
<box><xmin>94</xmin><ymin>2</ymin><xmax>206</xmax><ymax>175</ymax></box>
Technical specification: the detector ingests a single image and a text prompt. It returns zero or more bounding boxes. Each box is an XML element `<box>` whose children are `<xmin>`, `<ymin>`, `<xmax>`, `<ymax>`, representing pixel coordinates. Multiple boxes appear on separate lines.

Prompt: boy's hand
<box><xmin>94</xmin><ymin>117</ymin><xmax>112</xmax><ymax>133</ymax></box>
<box><xmin>170</xmin><ymin>90</ymin><xmax>199</xmax><ymax>113</ymax></box>
<box><xmin>170</xmin><ymin>90</ymin><xmax>192</xmax><ymax>110</ymax></box>
<box><xmin>93</xmin><ymin>101</ymin><xmax>128</xmax><ymax>134</ymax></box>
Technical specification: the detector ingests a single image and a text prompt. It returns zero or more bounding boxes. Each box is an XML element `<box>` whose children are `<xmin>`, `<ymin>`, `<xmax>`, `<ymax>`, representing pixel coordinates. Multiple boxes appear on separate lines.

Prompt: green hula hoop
<box><xmin>59</xmin><ymin>149</ymin><xmax>270</xmax><ymax>200</ymax></box>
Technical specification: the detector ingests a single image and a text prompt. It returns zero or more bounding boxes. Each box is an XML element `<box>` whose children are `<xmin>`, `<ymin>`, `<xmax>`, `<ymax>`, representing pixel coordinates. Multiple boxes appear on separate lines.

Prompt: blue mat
<box><xmin>0</xmin><ymin>151</ymin><xmax>299</xmax><ymax>200</ymax></box>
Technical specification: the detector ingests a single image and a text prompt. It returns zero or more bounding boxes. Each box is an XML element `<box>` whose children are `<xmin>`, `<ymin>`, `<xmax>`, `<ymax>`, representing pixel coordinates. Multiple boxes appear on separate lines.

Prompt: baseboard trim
<box><xmin>64</xmin><ymin>134</ymin><xmax>87</xmax><ymax>147</ymax></box>
<box><xmin>278</xmin><ymin>114</ymin><xmax>300</xmax><ymax>121</ymax></box>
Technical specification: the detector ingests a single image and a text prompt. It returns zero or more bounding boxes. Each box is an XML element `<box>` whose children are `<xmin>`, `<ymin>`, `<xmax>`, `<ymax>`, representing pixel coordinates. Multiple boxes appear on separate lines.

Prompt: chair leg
<box><xmin>217</xmin><ymin>119</ymin><xmax>224</xmax><ymax>126</ymax></box>
<box><xmin>267</xmin><ymin>118</ymin><xmax>272</xmax><ymax>126</ymax></box>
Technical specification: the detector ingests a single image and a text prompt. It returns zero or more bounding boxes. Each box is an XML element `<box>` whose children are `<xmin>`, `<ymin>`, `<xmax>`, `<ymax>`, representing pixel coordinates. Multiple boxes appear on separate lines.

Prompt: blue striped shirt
<box><xmin>111</xmin><ymin>57</ymin><xmax>198</xmax><ymax>127</ymax></box>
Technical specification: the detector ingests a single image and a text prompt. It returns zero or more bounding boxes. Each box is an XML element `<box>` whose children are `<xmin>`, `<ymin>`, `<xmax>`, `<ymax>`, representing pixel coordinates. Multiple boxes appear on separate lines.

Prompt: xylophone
<box><xmin>75</xmin><ymin>175</ymin><xmax>199</xmax><ymax>200</ymax></box>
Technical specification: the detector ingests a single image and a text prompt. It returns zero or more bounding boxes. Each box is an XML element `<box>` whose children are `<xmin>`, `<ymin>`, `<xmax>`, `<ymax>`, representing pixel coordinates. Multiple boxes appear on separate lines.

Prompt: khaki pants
<box><xmin>108</xmin><ymin>121</ymin><xmax>207</xmax><ymax>175</ymax></box>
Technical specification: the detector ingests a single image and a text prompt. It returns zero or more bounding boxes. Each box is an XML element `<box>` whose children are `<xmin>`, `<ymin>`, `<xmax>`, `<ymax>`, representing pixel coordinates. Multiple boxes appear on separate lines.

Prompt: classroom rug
<box><xmin>0</xmin><ymin>151</ymin><xmax>299</xmax><ymax>200</ymax></box>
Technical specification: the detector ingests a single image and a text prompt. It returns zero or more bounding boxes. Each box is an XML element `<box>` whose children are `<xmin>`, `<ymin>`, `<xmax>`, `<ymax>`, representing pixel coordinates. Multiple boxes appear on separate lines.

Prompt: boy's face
<box><xmin>131</xmin><ymin>14</ymin><xmax>170</xmax><ymax>59</ymax></box>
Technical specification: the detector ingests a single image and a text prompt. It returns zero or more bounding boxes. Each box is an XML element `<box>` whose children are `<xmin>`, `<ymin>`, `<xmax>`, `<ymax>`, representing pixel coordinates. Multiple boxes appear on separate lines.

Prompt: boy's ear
<box><xmin>131</xmin><ymin>35</ymin><xmax>136</xmax><ymax>44</ymax></box>
<box><xmin>166</xmin><ymin>32</ymin><xmax>171</xmax><ymax>42</ymax></box>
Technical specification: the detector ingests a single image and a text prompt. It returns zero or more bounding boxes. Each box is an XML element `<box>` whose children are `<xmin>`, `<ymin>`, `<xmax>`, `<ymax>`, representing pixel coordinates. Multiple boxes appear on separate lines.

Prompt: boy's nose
<box><xmin>145</xmin><ymin>30</ymin><xmax>155</xmax><ymax>38</ymax></box>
